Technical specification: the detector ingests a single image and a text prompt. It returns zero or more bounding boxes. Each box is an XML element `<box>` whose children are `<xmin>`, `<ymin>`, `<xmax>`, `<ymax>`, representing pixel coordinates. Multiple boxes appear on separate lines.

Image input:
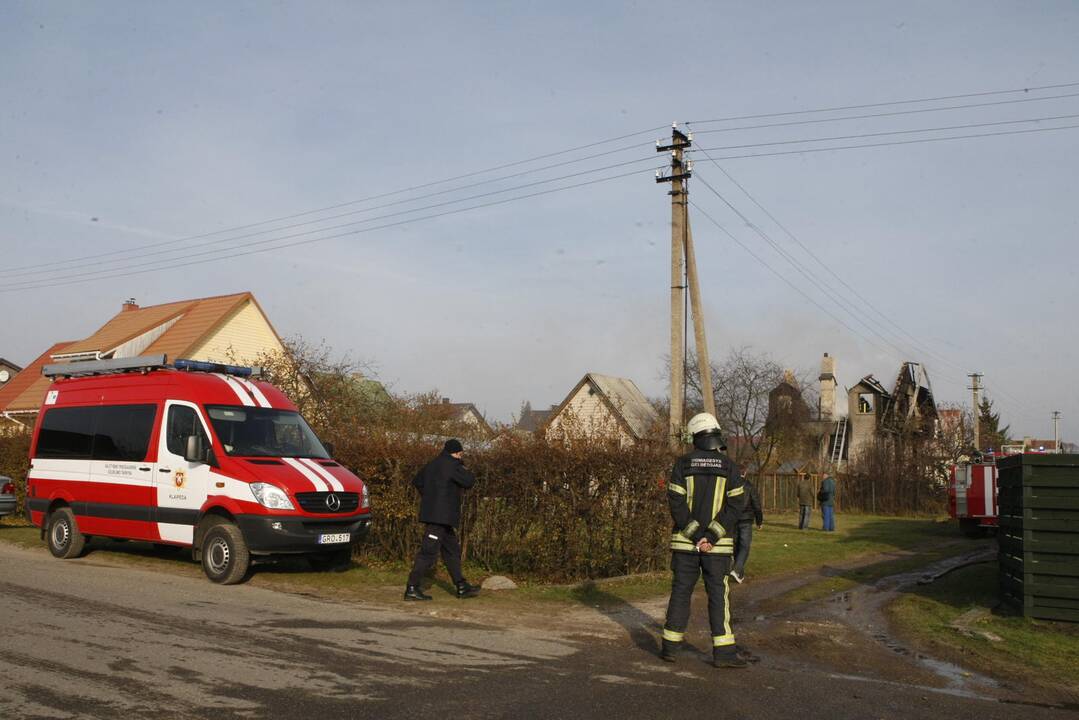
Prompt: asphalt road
<box><xmin>0</xmin><ymin>543</ymin><xmax>1074</xmax><ymax>720</ymax></box>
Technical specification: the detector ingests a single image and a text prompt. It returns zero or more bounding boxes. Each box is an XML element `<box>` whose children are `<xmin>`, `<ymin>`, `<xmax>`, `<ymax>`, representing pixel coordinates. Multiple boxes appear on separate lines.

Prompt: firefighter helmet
<box><xmin>687</xmin><ymin>412</ymin><xmax>725</xmax><ymax>451</ymax></box>
<box><xmin>687</xmin><ymin>412</ymin><xmax>721</xmax><ymax>437</ymax></box>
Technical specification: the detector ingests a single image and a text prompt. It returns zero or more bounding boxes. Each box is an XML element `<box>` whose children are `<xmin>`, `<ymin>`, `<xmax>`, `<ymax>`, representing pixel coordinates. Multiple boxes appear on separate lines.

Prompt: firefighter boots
<box><xmin>713</xmin><ymin>647</ymin><xmax>748</xmax><ymax>668</ymax></box>
<box><xmin>660</xmin><ymin>639</ymin><xmax>680</xmax><ymax>662</ymax></box>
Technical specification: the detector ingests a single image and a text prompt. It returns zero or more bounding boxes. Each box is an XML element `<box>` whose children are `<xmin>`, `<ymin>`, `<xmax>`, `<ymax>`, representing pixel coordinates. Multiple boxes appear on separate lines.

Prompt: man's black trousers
<box><xmin>662</xmin><ymin>552</ymin><xmax>736</xmax><ymax>648</ymax></box>
<box><xmin>732</xmin><ymin>521</ymin><xmax>754</xmax><ymax>576</ymax></box>
<box><xmin>407</xmin><ymin>523</ymin><xmax>464</xmax><ymax>587</ymax></box>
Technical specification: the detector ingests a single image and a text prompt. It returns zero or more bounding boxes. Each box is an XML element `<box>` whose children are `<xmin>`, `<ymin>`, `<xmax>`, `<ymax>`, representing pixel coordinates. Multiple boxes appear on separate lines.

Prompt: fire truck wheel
<box><xmin>47</xmin><ymin>507</ymin><xmax>86</xmax><ymax>559</ymax></box>
<box><xmin>200</xmin><ymin>521</ymin><xmax>251</xmax><ymax>584</ymax></box>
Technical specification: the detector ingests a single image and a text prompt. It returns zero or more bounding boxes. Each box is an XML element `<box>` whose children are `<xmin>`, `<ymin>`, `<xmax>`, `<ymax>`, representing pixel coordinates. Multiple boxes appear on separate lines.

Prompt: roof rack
<box><xmin>42</xmin><ymin>354</ymin><xmax>169</xmax><ymax>379</ymax></box>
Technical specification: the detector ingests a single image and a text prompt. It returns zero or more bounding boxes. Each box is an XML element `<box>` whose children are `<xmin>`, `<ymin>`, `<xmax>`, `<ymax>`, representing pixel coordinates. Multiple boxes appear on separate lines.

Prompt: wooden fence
<box><xmin>749</xmin><ymin>472</ymin><xmax>843</xmax><ymax>513</ymax></box>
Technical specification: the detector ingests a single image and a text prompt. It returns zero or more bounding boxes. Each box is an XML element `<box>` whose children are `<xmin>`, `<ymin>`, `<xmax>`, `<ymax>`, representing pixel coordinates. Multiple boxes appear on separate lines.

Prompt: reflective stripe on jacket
<box><xmin>667</xmin><ymin>450</ymin><xmax>746</xmax><ymax>554</ymax></box>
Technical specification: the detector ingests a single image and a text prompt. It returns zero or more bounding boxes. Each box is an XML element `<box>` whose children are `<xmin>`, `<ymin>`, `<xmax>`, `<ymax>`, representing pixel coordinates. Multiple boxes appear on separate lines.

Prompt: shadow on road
<box><xmin>570</xmin><ymin>581</ymin><xmax>664</xmax><ymax>657</ymax></box>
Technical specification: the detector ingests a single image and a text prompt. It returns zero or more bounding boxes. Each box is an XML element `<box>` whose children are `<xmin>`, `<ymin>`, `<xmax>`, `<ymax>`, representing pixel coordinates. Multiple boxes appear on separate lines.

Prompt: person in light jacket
<box><xmin>404</xmin><ymin>439</ymin><xmax>480</xmax><ymax>600</ymax></box>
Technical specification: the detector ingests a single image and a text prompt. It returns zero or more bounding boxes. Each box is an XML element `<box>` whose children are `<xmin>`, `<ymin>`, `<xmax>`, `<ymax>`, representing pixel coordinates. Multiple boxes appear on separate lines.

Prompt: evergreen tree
<box><xmin>977</xmin><ymin>397</ymin><xmax>1011</xmax><ymax>451</ymax></box>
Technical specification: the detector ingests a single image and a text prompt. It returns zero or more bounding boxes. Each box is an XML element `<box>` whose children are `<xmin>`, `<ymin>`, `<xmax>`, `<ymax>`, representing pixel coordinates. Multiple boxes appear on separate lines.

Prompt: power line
<box><xmin>2</xmin><ymin>155</ymin><xmax>658</xmax><ymax>289</ymax></box>
<box><xmin>692</xmin><ymin>112</ymin><xmax>1079</xmax><ymax>152</ymax></box>
<box><xmin>1</xmin><ymin>143</ymin><xmax>656</xmax><ymax>281</ymax></box>
<box><xmin>693</xmin><ymin>157</ymin><xmax>1044</xmax><ymax>424</ymax></box>
<box><xmin>687</xmin><ymin>91</ymin><xmax>1079</xmax><ymax>135</ymax></box>
<box><xmin>686</xmin><ymin>80</ymin><xmax>1079</xmax><ymax>124</ymax></box>
<box><xmin>695</xmin><ymin>122</ymin><xmax>1079</xmax><ymax>161</ymax></box>
<box><xmin>688</xmin><ymin>198</ymin><xmax>896</xmax><ymax>358</ymax></box>
<box><xmin>0</xmin><ymin>125</ymin><xmax>667</xmax><ymax>276</ymax></box>
<box><xmin>692</xmin><ymin>171</ymin><xmax>920</xmax><ymax>360</ymax></box>
<box><xmin>0</xmin><ymin>168</ymin><xmax>652</xmax><ymax>294</ymax></box>
<box><xmin>691</xmin><ymin>147</ymin><xmax>984</xmax><ymax>378</ymax></box>
<box><xmin>13</xmin><ymin>112</ymin><xmax>1059</xmax><ymax>285</ymax></box>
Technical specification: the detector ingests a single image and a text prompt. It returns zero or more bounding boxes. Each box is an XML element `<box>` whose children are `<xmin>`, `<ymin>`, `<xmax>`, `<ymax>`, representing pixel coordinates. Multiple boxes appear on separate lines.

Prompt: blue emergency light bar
<box><xmin>173</xmin><ymin>358</ymin><xmax>261</xmax><ymax>378</ymax></box>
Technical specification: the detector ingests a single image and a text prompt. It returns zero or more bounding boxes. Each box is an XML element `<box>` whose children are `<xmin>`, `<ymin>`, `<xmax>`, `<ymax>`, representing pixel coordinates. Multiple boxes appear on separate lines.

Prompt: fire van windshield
<box><xmin>205</xmin><ymin>406</ymin><xmax>331</xmax><ymax>459</ymax></box>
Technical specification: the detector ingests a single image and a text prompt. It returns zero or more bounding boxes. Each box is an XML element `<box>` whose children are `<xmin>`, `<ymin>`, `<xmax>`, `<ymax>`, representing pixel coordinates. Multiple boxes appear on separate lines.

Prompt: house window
<box><xmin>778</xmin><ymin>396</ymin><xmax>792</xmax><ymax>411</ymax></box>
<box><xmin>858</xmin><ymin>393</ymin><xmax>874</xmax><ymax>414</ymax></box>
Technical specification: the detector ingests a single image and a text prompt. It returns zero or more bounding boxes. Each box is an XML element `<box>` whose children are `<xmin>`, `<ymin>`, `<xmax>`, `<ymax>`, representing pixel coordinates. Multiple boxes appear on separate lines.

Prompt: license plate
<box><xmin>318</xmin><ymin>533</ymin><xmax>350</xmax><ymax>545</ymax></box>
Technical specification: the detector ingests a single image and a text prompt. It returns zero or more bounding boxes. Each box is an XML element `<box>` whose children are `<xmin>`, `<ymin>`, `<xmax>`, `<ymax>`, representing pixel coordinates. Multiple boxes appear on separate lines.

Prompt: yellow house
<box><xmin>1</xmin><ymin>292</ymin><xmax>284</xmax><ymax>423</ymax></box>
<box><xmin>544</xmin><ymin>373</ymin><xmax>660</xmax><ymax>447</ymax></box>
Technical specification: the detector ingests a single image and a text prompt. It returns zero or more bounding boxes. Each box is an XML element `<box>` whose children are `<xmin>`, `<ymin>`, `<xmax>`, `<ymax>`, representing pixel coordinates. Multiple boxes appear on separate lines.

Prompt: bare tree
<box><xmin>677</xmin><ymin>346</ymin><xmax>806</xmax><ymax>472</ymax></box>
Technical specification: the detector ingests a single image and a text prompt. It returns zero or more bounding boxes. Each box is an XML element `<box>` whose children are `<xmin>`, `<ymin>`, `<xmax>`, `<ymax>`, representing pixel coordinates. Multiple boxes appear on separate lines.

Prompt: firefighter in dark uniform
<box><xmin>660</xmin><ymin>412</ymin><xmax>749</xmax><ymax>668</ymax></box>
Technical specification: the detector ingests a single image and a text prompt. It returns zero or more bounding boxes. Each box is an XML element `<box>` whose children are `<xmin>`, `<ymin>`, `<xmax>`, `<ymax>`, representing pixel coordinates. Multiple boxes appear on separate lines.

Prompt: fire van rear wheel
<box><xmin>47</xmin><ymin>507</ymin><xmax>86</xmax><ymax>559</ymax></box>
<box><xmin>200</xmin><ymin>521</ymin><xmax>250</xmax><ymax>584</ymax></box>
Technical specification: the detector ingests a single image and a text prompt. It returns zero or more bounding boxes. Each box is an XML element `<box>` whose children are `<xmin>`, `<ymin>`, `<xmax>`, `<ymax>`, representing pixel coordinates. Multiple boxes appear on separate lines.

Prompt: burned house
<box><xmin>770</xmin><ymin>353</ymin><xmax>940</xmax><ymax>469</ymax></box>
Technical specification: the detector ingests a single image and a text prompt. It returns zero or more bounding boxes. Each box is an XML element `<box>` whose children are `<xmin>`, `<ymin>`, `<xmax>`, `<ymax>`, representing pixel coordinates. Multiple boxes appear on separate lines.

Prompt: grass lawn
<box><xmin>493</xmin><ymin>513</ymin><xmax>977</xmax><ymax>605</ymax></box>
<box><xmin>0</xmin><ymin>514</ymin><xmax>977</xmax><ymax>607</ymax></box>
<box><xmin>887</xmin><ymin>563</ymin><xmax>1079</xmax><ymax>693</ymax></box>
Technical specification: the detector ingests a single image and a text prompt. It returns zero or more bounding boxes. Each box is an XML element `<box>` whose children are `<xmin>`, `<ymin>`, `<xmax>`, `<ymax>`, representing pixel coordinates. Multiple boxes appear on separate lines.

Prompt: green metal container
<box><xmin>997</xmin><ymin>453</ymin><xmax>1079</xmax><ymax>622</ymax></box>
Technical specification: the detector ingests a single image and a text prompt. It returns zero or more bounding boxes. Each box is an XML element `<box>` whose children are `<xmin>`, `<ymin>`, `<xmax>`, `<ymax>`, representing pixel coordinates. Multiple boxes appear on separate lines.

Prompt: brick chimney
<box><xmin>121</xmin><ymin>298</ymin><xmax>139</xmax><ymax>312</ymax></box>
<box><xmin>819</xmin><ymin>352</ymin><xmax>837</xmax><ymax>421</ymax></box>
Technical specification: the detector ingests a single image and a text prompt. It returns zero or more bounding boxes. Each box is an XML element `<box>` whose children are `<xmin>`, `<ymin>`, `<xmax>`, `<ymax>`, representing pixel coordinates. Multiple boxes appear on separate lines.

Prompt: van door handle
<box><xmin>138</xmin><ymin>467</ymin><xmax>151</xmax><ymax>472</ymax></box>
<box><xmin>159</xmin><ymin>468</ymin><xmax>171</xmax><ymax>473</ymax></box>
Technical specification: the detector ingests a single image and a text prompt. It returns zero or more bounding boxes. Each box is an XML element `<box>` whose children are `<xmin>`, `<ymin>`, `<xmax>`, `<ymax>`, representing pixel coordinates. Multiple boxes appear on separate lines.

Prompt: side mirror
<box><xmin>184</xmin><ymin>434</ymin><xmax>209</xmax><ymax>464</ymax></box>
<box><xmin>323</xmin><ymin>441</ymin><xmax>335</xmax><ymax>458</ymax></box>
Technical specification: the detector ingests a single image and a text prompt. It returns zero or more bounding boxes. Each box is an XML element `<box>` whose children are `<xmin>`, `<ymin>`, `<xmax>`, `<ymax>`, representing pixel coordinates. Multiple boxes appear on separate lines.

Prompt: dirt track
<box><xmin>0</xmin><ymin>542</ymin><xmax>1076</xmax><ymax>719</ymax></box>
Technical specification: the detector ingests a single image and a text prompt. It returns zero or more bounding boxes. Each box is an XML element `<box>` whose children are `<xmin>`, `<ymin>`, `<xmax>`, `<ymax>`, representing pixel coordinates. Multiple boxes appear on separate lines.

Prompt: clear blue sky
<box><xmin>1</xmin><ymin>1</ymin><xmax>1077</xmax><ymax>438</ymax></box>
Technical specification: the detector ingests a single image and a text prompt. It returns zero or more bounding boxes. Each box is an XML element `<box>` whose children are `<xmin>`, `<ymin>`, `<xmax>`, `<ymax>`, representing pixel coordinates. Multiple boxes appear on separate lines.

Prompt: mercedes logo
<box><xmin>325</xmin><ymin>493</ymin><xmax>341</xmax><ymax>511</ymax></box>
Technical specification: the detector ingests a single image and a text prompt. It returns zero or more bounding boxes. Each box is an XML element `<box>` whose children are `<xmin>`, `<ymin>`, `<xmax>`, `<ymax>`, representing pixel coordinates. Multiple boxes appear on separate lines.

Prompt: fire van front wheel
<box><xmin>47</xmin><ymin>507</ymin><xmax>86</xmax><ymax>559</ymax></box>
<box><xmin>201</xmin><ymin>522</ymin><xmax>251</xmax><ymax>584</ymax></box>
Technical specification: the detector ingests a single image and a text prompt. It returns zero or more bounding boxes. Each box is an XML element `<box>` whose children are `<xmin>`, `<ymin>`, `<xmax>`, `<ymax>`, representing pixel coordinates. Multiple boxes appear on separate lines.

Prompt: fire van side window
<box><xmin>167</xmin><ymin>405</ymin><xmax>208</xmax><ymax>456</ymax></box>
<box><xmin>38</xmin><ymin>405</ymin><xmax>158</xmax><ymax>461</ymax></box>
<box><xmin>37</xmin><ymin>407</ymin><xmax>95</xmax><ymax>458</ymax></box>
<box><xmin>93</xmin><ymin>405</ymin><xmax>157</xmax><ymax>461</ymax></box>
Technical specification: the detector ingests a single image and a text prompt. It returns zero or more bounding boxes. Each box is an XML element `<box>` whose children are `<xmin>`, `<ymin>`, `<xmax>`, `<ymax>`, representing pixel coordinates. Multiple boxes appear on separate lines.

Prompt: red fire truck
<box><xmin>948</xmin><ymin>460</ymin><xmax>999</xmax><ymax>537</ymax></box>
<box><xmin>948</xmin><ymin>445</ymin><xmax>1032</xmax><ymax>536</ymax></box>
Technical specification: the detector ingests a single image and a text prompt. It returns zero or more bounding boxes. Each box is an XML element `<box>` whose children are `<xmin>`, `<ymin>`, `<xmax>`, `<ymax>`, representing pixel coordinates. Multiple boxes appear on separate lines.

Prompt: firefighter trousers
<box><xmin>662</xmin><ymin>552</ymin><xmax>736</xmax><ymax>648</ymax></box>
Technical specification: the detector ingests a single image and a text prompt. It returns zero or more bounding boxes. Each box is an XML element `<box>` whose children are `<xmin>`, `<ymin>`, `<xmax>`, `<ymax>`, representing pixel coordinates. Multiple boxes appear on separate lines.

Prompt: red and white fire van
<box><xmin>24</xmin><ymin>355</ymin><xmax>371</xmax><ymax>584</ymax></box>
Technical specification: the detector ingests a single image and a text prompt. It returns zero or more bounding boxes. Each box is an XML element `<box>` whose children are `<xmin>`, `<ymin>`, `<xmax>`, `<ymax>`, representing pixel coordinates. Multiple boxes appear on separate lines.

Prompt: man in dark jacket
<box><xmin>404</xmin><ymin>439</ymin><xmax>480</xmax><ymax>600</ymax></box>
<box><xmin>730</xmin><ymin>477</ymin><xmax>763</xmax><ymax>583</ymax></box>
<box><xmin>661</xmin><ymin>413</ymin><xmax>748</xmax><ymax>669</ymax></box>
<box><xmin>796</xmin><ymin>476</ymin><xmax>814</xmax><ymax>530</ymax></box>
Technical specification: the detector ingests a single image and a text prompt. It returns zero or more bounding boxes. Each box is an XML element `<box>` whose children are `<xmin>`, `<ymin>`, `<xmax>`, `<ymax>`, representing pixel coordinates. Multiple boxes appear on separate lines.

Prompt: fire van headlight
<box><xmin>250</xmin><ymin>482</ymin><xmax>295</xmax><ymax>510</ymax></box>
<box><xmin>361</xmin><ymin>484</ymin><xmax>370</xmax><ymax>509</ymax></box>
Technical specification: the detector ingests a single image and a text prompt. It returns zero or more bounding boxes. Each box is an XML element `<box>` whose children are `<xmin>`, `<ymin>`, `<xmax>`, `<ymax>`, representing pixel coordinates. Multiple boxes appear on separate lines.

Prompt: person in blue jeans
<box><xmin>819</xmin><ymin>475</ymin><xmax>836</xmax><ymax>531</ymax></box>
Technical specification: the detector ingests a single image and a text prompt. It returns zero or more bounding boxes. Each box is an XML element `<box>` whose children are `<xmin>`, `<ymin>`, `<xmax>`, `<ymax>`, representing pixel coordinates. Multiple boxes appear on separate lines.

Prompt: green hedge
<box><xmin>336</xmin><ymin>433</ymin><xmax>672</xmax><ymax>581</ymax></box>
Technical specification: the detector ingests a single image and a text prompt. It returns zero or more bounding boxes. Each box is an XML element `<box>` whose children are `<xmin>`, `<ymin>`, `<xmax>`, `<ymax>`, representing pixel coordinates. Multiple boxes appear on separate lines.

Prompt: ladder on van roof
<box><xmin>42</xmin><ymin>354</ymin><xmax>169</xmax><ymax>378</ymax></box>
<box><xmin>41</xmin><ymin>355</ymin><xmax>260</xmax><ymax>379</ymax></box>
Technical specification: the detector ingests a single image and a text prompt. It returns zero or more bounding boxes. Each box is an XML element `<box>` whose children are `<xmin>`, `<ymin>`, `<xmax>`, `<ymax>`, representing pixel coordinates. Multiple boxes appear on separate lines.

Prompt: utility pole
<box><xmin>968</xmin><ymin>373</ymin><xmax>983</xmax><ymax>451</ymax></box>
<box><xmin>1052</xmin><ymin>411</ymin><xmax>1062</xmax><ymax>453</ymax></box>
<box><xmin>685</xmin><ymin>220</ymin><xmax>716</xmax><ymax>418</ymax></box>
<box><xmin>657</xmin><ymin>124</ymin><xmax>693</xmax><ymax>448</ymax></box>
